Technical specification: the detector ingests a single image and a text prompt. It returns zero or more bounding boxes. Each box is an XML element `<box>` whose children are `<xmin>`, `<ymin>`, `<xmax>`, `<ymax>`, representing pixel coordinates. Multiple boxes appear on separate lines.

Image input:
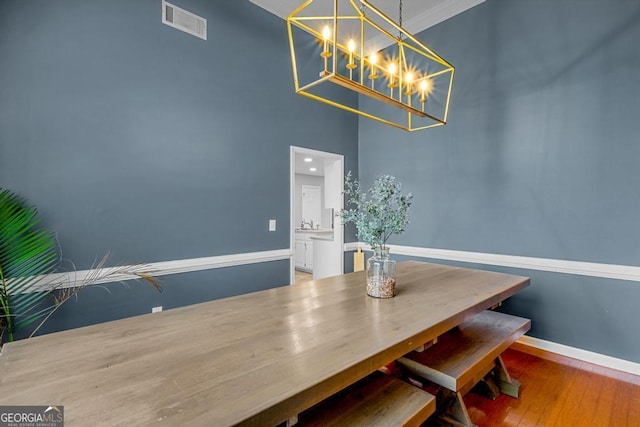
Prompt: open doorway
<box><xmin>290</xmin><ymin>147</ymin><xmax>344</xmax><ymax>285</ymax></box>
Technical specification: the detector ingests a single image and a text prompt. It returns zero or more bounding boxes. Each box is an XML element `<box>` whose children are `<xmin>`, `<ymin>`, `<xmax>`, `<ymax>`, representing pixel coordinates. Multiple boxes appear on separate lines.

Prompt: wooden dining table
<box><xmin>0</xmin><ymin>261</ymin><xmax>529</xmax><ymax>426</ymax></box>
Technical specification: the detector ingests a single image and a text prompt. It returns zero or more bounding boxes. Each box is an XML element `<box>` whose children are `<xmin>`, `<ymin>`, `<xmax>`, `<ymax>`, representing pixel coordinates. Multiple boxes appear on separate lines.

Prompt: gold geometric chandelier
<box><xmin>287</xmin><ymin>0</ymin><xmax>454</xmax><ymax>132</ymax></box>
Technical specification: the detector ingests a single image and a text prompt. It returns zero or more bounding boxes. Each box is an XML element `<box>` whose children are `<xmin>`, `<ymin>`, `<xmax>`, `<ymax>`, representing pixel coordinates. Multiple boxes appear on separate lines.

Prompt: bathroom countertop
<box><xmin>309</xmin><ymin>235</ymin><xmax>334</xmax><ymax>241</ymax></box>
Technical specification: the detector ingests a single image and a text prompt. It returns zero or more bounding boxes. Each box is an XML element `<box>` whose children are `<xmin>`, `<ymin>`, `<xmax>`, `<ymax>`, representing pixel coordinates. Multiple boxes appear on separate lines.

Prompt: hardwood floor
<box><xmin>295</xmin><ymin>270</ymin><xmax>312</xmax><ymax>285</ymax></box>
<box><xmin>462</xmin><ymin>348</ymin><xmax>640</xmax><ymax>427</ymax></box>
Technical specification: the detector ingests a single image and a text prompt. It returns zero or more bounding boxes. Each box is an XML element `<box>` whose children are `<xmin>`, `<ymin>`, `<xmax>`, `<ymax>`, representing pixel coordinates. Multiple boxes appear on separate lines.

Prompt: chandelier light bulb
<box><xmin>405</xmin><ymin>72</ymin><xmax>414</xmax><ymax>84</ymax></box>
<box><xmin>419</xmin><ymin>79</ymin><xmax>430</xmax><ymax>107</ymax></box>
<box><xmin>346</xmin><ymin>39</ymin><xmax>357</xmax><ymax>71</ymax></box>
<box><xmin>405</xmin><ymin>71</ymin><xmax>414</xmax><ymax>97</ymax></box>
<box><xmin>387</xmin><ymin>61</ymin><xmax>398</xmax><ymax>93</ymax></box>
<box><xmin>368</xmin><ymin>52</ymin><xmax>379</xmax><ymax>83</ymax></box>
<box><xmin>322</xmin><ymin>26</ymin><xmax>331</xmax><ymax>41</ymax></box>
<box><xmin>320</xmin><ymin>25</ymin><xmax>332</xmax><ymax>61</ymax></box>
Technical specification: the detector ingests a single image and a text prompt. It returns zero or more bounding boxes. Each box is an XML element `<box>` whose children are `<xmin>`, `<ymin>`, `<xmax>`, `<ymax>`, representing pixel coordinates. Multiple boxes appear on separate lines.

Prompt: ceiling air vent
<box><xmin>162</xmin><ymin>1</ymin><xmax>207</xmax><ymax>40</ymax></box>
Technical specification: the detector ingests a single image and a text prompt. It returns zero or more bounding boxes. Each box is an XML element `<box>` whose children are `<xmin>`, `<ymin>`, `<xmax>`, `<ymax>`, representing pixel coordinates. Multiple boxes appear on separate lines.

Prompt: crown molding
<box><xmin>251</xmin><ymin>0</ymin><xmax>485</xmax><ymax>47</ymax></box>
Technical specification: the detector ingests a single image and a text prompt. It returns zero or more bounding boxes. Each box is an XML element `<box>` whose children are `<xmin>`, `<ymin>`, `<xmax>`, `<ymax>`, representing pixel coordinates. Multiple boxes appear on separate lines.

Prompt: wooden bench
<box><xmin>294</xmin><ymin>370</ymin><xmax>436</xmax><ymax>427</ymax></box>
<box><xmin>397</xmin><ymin>310</ymin><xmax>531</xmax><ymax>427</ymax></box>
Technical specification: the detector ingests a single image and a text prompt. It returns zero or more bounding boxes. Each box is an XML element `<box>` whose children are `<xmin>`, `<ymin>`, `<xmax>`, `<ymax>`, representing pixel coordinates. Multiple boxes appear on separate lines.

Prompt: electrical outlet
<box><xmin>269</xmin><ymin>219</ymin><xmax>276</xmax><ymax>231</ymax></box>
<box><xmin>152</xmin><ymin>306</ymin><xmax>163</xmax><ymax>313</ymax></box>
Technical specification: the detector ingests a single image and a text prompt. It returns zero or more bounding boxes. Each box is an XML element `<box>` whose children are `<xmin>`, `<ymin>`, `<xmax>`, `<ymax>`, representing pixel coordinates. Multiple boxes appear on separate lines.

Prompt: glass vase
<box><xmin>366</xmin><ymin>247</ymin><xmax>396</xmax><ymax>298</ymax></box>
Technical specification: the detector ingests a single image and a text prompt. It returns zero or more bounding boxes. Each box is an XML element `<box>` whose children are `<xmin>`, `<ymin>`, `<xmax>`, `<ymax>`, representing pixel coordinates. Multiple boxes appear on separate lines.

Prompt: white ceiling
<box><xmin>295</xmin><ymin>153</ymin><xmax>325</xmax><ymax>176</ymax></box>
<box><xmin>249</xmin><ymin>0</ymin><xmax>485</xmax><ymax>42</ymax></box>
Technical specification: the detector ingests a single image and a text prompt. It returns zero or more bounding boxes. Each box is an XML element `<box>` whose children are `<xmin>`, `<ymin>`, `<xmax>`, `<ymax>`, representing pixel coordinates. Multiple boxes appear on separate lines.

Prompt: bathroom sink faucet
<box><xmin>301</xmin><ymin>220</ymin><xmax>314</xmax><ymax>229</ymax></box>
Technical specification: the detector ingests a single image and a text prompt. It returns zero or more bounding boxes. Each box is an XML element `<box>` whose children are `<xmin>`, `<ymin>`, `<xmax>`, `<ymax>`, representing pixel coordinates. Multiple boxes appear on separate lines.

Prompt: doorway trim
<box><xmin>290</xmin><ymin>146</ymin><xmax>344</xmax><ymax>285</ymax></box>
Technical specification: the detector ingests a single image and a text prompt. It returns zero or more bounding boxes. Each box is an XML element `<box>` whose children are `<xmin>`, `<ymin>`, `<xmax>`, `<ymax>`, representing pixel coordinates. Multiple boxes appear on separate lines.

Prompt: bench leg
<box><xmin>494</xmin><ymin>355</ymin><xmax>521</xmax><ymax>398</ymax></box>
<box><xmin>473</xmin><ymin>376</ymin><xmax>501</xmax><ymax>400</ymax></box>
<box><xmin>436</xmin><ymin>389</ymin><xmax>477</xmax><ymax>427</ymax></box>
<box><xmin>471</xmin><ymin>356</ymin><xmax>522</xmax><ymax>400</ymax></box>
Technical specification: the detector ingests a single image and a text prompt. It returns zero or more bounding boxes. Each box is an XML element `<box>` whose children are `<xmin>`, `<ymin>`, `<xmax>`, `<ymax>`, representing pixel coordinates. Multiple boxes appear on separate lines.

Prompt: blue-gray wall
<box><xmin>359</xmin><ymin>0</ymin><xmax>640</xmax><ymax>362</ymax></box>
<box><xmin>0</xmin><ymin>0</ymin><xmax>358</xmax><ymax>337</ymax></box>
<box><xmin>3</xmin><ymin>0</ymin><xmax>639</xmax><ymax>366</ymax></box>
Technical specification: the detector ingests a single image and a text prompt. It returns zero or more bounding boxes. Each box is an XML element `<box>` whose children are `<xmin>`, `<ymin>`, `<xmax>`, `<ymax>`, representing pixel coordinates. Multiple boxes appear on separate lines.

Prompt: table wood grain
<box><xmin>0</xmin><ymin>261</ymin><xmax>529</xmax><ymax>426</ymax></box>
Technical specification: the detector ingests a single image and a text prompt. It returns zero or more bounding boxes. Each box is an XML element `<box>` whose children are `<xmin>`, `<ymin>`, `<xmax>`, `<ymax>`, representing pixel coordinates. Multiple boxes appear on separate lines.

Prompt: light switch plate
<box><xmin>269</xmin><ymin>219</ymin><xmax>276</xmax><ymax>231</ymax></box>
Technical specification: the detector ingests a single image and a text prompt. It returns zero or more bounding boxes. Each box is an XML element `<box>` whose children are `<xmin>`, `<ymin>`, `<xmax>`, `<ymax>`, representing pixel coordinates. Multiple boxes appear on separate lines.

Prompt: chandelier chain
<box><xmin>399</xmin><ymin>0</ymin><xmax>403</xmax><ymax>40</ymax></box>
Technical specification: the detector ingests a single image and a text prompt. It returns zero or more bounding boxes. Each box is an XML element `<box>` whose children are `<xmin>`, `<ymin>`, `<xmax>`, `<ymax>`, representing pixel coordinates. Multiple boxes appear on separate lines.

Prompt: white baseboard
<box><xmin>516</xmin><ymin>335</ymin><xmax>640</xmax><ymax>377</ymax></box>
<box><xmin>344</xmin><ymin>242</ymin><xmax>640</xmax><ymax>283</ymax></box>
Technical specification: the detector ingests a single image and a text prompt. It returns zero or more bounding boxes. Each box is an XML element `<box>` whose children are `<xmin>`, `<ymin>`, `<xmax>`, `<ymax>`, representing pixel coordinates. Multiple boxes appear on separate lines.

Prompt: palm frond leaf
<box><xmin>1</xmin><ymin>189</ymin><xmax>162</xmax><ymax>344</ymax></box>
<box><xmin>0</xmin><ymin>189</ymin><xmax>59</xmax><ymax>342</ymax></box>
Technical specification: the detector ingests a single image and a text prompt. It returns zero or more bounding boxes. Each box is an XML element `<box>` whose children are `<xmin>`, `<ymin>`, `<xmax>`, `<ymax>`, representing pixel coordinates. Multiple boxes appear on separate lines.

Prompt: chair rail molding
<box><xmin>15</xmin><ymin>243</ymin><xmax>640</xmax><ymax>376</ymax></box>
<box><xmin>10</xmin><ymin>249</ymin><xmax>292</xmax><ymax>294</ymax></box>
<box><xmin>344</xmin><ymin>242</ymin><xmax>640</xmax><ymax>283</ymax></box>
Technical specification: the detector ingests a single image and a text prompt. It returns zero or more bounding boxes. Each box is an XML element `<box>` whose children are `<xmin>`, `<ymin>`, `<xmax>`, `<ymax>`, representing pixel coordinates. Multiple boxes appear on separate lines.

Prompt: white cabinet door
<box><xmin>295</xmin><ymin>240</ymin><xmax>306</xmax><ymax>269</ymax></box>
<box><xmin>305</xmin><ymin>241</ymin><xmax>314</xmax><ymax>270</ymax></box>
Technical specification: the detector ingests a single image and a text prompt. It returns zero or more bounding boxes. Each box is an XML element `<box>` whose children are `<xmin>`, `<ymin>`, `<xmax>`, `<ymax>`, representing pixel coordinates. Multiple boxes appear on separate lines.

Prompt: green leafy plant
<box><xmin>0</xmin><ymin>190</ymin><xmax>59</xmax><ymax>342</ymax></box>
<box><xmin>0</xmin><ymin>189</ymin><xmax>161</xmax><ymax>344</ymax></box>
<box><xmin>340</xmin><ymin>172</ymin><xmax>413</xmax><ymax>250</ymax></box>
